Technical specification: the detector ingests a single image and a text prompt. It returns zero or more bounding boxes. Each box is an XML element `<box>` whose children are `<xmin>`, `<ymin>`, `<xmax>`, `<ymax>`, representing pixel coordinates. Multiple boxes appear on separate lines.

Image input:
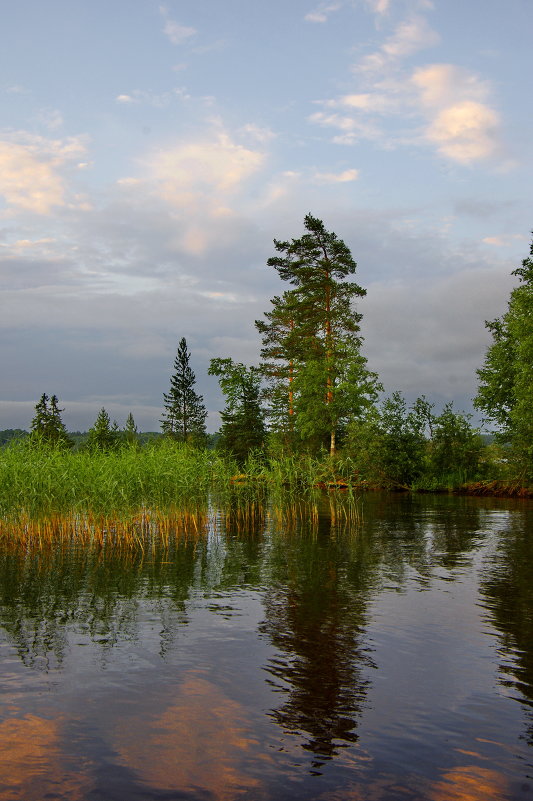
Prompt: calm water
<box><xmin>1</xmin><ymin>493</ymin><xmax>533</xmax><ymax>800</ymax></box>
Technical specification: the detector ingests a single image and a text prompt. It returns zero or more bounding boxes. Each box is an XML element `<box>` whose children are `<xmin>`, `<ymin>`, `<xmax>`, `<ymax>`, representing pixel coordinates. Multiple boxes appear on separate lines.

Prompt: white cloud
<box><xmin>482</xmin><ymin>234</ymin><xmax>527</xmax><ymax>247</ymax></box>
<box><xmin>310</xmin><ymin>4</ymin><xmax>502</xmax><ymax>166</ymax></box>
<box><xmin>365</xmin><ymin>0</ymin><xmax>391</xmax><ymax>15</ymax></box>
<box><xmin>411</xmin><ymin>63</ymin><xmax>489</xmax><ymax>108</ymax></box>
<box><xmin>305</xmin><ymin>2</ymin><xmax>342</xmax><ymax>23</ymax></box>
<box><xmin>159</xmin><ymin>5</ymin><xmax>196</xmax><ymax>45</ymax></box>
<box><xmin>0</xmin><ymin>133</ymin><xmax>87</xmax><ymax>214</ymax></box>
<box><xmin>146</xmin><ymin>132</ymin><xmax>264</xmax><ymax>204</ymax></box>
<box><xmin>426</xmin><ymin>101</ymin><xmax>500</xmax><ymax>162</ymax></box>
<box><xmin>313</xmin><ymin>168</ymin><xmax>359</xmax><ymax>183</ymax></box>
<box><xmin>357</xmin><ymin>15</ymin><xmax>439</xmax><ymax>73</ymax></box>
<box><xmin>116</xmin><ymin>94</ymin><xmax>137</xmax><ymax>104</ymax></box>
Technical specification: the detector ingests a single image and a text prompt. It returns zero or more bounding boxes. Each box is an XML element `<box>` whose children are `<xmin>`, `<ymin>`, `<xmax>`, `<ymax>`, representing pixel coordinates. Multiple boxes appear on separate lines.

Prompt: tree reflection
<box><xmin>0</xmin><ymin>538</ymin><xmax>200</xmax><ymax>669</ymax></box>
<box><xmin>479</xmin><ymin>503</ymin><xmax>533</xmax><ymax>745</ymax></box>
<box><xmin>259</xmin><ymin>514</ymin><xmax>379</xmax><ymax>769</ymax></box>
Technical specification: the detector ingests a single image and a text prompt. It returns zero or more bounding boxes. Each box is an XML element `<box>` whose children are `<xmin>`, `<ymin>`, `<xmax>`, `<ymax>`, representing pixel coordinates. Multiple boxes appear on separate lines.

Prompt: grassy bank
<box><xmin>0</xmin><ymin>442</ymin><xmax>361</xmax><ymax>543</ymax></box>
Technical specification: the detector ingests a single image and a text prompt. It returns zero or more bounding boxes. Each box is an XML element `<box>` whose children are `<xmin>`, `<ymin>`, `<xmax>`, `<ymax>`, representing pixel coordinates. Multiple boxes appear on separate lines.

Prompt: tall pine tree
<box><xmin>258</xmin><ymin>214</ymin><xmax>380</xmax><ymax>455</ymax></box>
<box><xmin>161</xmin><ymin>338</ymin><xmax>207</xmax><ymax>444</ymax></box>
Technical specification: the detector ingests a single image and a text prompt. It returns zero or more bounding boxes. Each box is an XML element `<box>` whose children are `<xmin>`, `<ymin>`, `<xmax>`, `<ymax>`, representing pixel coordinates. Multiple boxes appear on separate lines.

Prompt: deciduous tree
<box><xmin>475</xmin><ymin>237</ymin><xmax>533</xmax><ymax>481</ymax></box>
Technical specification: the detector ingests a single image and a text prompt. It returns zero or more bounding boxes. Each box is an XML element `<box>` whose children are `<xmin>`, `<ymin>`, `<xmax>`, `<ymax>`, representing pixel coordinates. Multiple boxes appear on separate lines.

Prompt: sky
<box><xmin>1</xmin><ymin>0</ymin><xmax>531</xmax><ymax>433</ymax></box>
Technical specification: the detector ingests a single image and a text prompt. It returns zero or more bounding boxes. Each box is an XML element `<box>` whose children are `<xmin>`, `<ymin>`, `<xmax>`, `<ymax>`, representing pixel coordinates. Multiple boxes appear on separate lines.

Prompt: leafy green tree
<box><xmin>161</xmin><ymin>338</ymin><xmax>207</xmax><ymax>444</ymax></box>
<box><xmin>30</xmin><ymin>393</ymin><xmax>72</xmax><ymax>448</ymax></box>
<box><xmin>377</xmin><ymin>392</ymin><xmax>427</xmax><ymax>486</ymax></box>
<box><xmin>475</xmin><ymin>237</ymin><xmax>533</xmax><ymax>481</ymax></box>
<box><xmin>86</xmin><ymin>408</ymin><xmax>120</xmax><ymax>452</ymax></box>
<box><xmin>429</xmin><ymin>403</ymin><xmax>483</xmax><ymax>481</ymax></box>
<box><xmin>208</xmin><ymin>358</ymin><xmax>265</xmax><ymax>465</ymax></box>
<box><xmin>259</xmin><ymin>214</ymin><xmax>380</xmax><ymax>455</ymax></box>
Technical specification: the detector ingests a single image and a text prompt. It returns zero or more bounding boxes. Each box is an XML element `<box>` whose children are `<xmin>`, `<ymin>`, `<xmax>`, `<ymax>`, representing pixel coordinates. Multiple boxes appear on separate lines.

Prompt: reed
<box><xmin>0</xmin><ymin>441</ymin><xmax>361</xmax><ymax>543</ymax></box>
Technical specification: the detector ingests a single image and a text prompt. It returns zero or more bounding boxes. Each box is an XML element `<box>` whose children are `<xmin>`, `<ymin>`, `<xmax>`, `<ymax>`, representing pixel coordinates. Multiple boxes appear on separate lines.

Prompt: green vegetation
<box><xmin>1</xmin><ymin>216</ymin><xmax>531</xmax><ymax>530</ymax></box>
<box><xmin>346</xmin><ymin>393</ymin><xmax>484</xmax><ymax>490</ymax></box>
<box><xmin>161</xmin><ymin>337</ymin><xmax>207</xmax><ymax>444</ymax></box>
<box><xmin>30</xmin><ymin>393</ymin><xmax>73</xmax><ymax>449</ymax></box>
<box><xmin>256</xmin><ymin>214</ymin><xmax>380</xmax><ymax>456</ymax></box>
<box><xmin>208</xmin><ymin>358</ymin><xmax>266</xmax><ymax>465</ymax></box>
<box><xmin>475</xmin><ymin>236</ymin><xmax>533</xmax><ymax>484</ymax></box>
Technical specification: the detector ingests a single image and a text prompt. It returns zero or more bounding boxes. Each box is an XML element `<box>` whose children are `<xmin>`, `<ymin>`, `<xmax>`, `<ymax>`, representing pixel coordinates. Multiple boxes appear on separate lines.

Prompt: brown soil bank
<box><xmin>459</xmin><ymin>480</ymin><xmax>533</xmax><ymax>499</ymax></box>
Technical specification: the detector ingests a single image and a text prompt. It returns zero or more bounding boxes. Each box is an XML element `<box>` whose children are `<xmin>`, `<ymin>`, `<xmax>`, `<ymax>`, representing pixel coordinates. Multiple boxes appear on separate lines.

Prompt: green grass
<box><xmin>0</xmin><ymin>441</ymin><xmax>362</xmax><ymax>543</ymax></box>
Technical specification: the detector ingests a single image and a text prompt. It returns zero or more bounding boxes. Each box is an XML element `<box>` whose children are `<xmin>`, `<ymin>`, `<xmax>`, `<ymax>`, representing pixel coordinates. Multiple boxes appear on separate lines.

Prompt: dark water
<box><xmin>1</xmin><ymin>493</ymin><xmax>533</xmax><ymax>800</ymax></box>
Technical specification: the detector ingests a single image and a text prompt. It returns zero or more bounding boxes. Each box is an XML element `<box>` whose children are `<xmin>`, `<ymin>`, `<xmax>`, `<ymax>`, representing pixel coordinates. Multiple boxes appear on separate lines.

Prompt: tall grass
<box><xmin>0</xmin><ymin>441</ymin><xmax>361</xmax><ymax>543</ymax></box>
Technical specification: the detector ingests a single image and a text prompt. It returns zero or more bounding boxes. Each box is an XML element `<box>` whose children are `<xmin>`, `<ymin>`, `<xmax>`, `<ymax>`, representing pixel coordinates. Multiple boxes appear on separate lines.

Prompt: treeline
<box><xmin>11</xmin><ymin>214</ymin><xmax>533</xmax><ymax>490</ymax></box>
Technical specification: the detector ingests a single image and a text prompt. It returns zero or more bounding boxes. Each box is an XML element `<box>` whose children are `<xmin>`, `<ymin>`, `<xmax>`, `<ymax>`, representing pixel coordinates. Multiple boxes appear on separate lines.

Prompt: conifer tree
<box><xmin>259</xmin><ymin>214</ymin><xmax>380</xmax><ymax>455</ymax></box>
<box><xmin>123</xmin><ymin>412</ymin><xmax>139</xmax><ymax>447</ymax></box>
<box><xmin>30</xmin><ymin>393</ymin><xmax>72</xmax><ymax>448</ymax></box>
<box><xmin>161</xmin><ymin>338</ymin><xmax>207</xmax><ymax>444</ymax></box>
<box><xmin>86</xmin><ymin>408</ymin><xmax>119</xmax><ymax>451</ymax></box>
<box><xmin>208</xmin><ymin>358</ymin><xmax>265</xmax><ymax>465</ymax></box>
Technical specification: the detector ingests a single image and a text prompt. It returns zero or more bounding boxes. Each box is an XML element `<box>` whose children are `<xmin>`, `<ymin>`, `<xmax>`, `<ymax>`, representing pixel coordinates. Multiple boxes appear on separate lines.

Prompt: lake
<box><xmin>1</xmin><ymin>492</ymin><xmax>533</xmax><ymax>800</ymax></box>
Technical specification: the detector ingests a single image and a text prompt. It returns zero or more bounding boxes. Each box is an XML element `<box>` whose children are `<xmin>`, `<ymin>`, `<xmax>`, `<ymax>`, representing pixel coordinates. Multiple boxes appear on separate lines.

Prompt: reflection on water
<box><xmin>0</xmin><ymin>493</ymin><xmax>532</xmax><ymax>800</ymax></box>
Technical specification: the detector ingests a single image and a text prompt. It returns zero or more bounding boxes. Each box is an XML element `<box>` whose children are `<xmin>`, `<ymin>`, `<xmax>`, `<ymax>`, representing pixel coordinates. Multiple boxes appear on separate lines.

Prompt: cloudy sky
<box><xmin>1</xmin><ymin>0</ymin><xmax>531</xmax><ymax>432</ymax></box>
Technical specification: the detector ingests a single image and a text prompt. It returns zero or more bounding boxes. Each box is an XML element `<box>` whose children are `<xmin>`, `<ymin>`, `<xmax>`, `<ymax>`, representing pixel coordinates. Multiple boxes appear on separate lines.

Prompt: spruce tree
<box><xmin>259</xmin><ymin>214</ymin><xmax>381</xmax><ymax>455</ymax></box>
<box><xmin>86</xmin><ymin>408</ymin><xmax>119</xmax><ymax>451</ymax></box>
<box><xmin>30</xmin><ymin>393</ymin><xmax>72</xmax><ymax>448</ymax></box>
<box><xmin>161</xmin><ymin>338</ymin><xmax>207</xmax><ymax>444</ymax></box>
<box><xmin>123</xmin><ymin>412</ymin><xmax>139</xmax><ymax>447</ymax></box>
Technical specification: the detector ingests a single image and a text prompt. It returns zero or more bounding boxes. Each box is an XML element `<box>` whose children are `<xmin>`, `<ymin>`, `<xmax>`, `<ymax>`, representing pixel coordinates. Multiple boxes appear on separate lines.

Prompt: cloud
<box><xmin>310</xmin><ymin>7</ymin><xmax>502</xmax><ymax>165</ymax></box>
<box><xmin>305</xmin><ymin>2</ymin><xmax>342</xmax><ymax>23</ymax></box>
<box><xmin>425</xmin><ymin>100</ymin><xmax>500</xmax><ymax>162</ymax></box>
<box><xmin>0</xmin><ymin>133</ymin><xmax>87</xmax><ymax>214</ymax></box>
<box><xmin>314</xmin><ymin>168</ymin><xmax>360</xmax><ymax>183</ymax></box>
<box><xmin>35</xmin><ymin>108</ymin><xmax>64</xmax><ymax>131</ymax></box>
<box><xmin>365</xmin><ymin>0</ymin><xmax>391</xmax><ymax>14</ymax></box>
<box><xmin>357</xmin><ymin>15</ymin><xmax>439</xmax><ymax>73</ymax></box>
<box><xmin>143</xmin><ymin>131</ymin><xmax>265</xmax><ymax>213</ymax></box>
<box><xmin>116</xmin><ymin>94</ymin><xmax>137</xmax><ymax>104</ymax></box>
<box><xmin>411</xmin><ymin>63</ymin><xmax>489</xmax><ymax>108</ymax></box>
<box><xmin>159</xmin><ymin>5</ymin><xmax>196</xmax><ymax>45</ymax></box>
<box><xmin>482</xmin><ymin>234</ymin><xmax>527</xmax><ymax>247</ymax></box>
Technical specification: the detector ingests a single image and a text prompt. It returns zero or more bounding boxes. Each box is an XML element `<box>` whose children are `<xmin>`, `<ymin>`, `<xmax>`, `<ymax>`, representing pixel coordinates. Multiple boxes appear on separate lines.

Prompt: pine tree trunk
<box><xmin>330</xmin><ymin>428</ymin><xmax>336</xmax><ymax>458</ymax></box>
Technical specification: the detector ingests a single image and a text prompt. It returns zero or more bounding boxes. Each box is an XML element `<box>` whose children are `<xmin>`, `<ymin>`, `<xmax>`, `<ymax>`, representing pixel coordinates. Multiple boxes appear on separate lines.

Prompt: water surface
<box><xmin>1</xmin><ymin>492</ymin><xmax>532</xmax><ymax>800</ymax></box>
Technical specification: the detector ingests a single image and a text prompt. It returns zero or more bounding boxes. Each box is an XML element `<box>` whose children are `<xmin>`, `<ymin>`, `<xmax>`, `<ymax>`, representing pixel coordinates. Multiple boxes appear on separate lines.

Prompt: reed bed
<box><xmin>0</xmin><ymin>441</ymin><xmax>361</xmax><ymax>544</ymax></box>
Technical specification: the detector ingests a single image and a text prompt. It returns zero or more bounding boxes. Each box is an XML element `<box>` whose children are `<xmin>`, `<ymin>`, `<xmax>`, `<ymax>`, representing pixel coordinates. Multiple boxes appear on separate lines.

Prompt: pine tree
<box><xmin>123</xmin><ymin>412</ymin><xmax>139</xmax><ymax>447</ymax></box>
<box><xmin>30</xmin><ymin>393</ymin><xmax>72</xmax><ymax>448</ymax></box>
<box><xmin>161</xmin><ymin>338</ymin><xmax>207</xmax><ymax>444</ymax></box>
<box><xmin>208</xmin><ymin>358</ymin><xmax>265</xmax><ymax>465</ymax></box>
<box><xmin>255</xmin><ymin>290</ymin><xmax>300</xmax><ymax>447</ymax></box>
<box><xmin>259</xmin><ymin>214</ymin><xmax>381</xmax><ymax>455</ymax></box>
<box><xmin>86</xmin><ymin>408</ymin><xmax>119</xmax><ymax>451</ymax></box>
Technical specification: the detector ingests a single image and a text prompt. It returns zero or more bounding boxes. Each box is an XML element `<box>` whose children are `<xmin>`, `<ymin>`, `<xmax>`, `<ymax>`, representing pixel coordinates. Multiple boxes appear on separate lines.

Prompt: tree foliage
<box><xmin>475</xmin><ymin>238</ymin><xmax>533</xmax><ymax>481</ymax></box>
<box><xmin>257</xmin><ymin>214</ymin><xmax>381</xmax><ymax>455</ymax></box>
<box><xmin>208</xmin><ymin>358</ymin><xmax>265</xmax><ymax>465</ymax></box>
<box><xmin>86</xmin><ymin>408</ymin><xmax>120</xmax><ymax>452</ymax></box>
<box><xmin>161</xmin><ymin>338</ymin><xmax>207</xmax><ymax>445</ymax></box>
<box><xmin>30</xmin><ymin>394</ymin><xmax>72</xmax><ymax>449</ymax></box>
